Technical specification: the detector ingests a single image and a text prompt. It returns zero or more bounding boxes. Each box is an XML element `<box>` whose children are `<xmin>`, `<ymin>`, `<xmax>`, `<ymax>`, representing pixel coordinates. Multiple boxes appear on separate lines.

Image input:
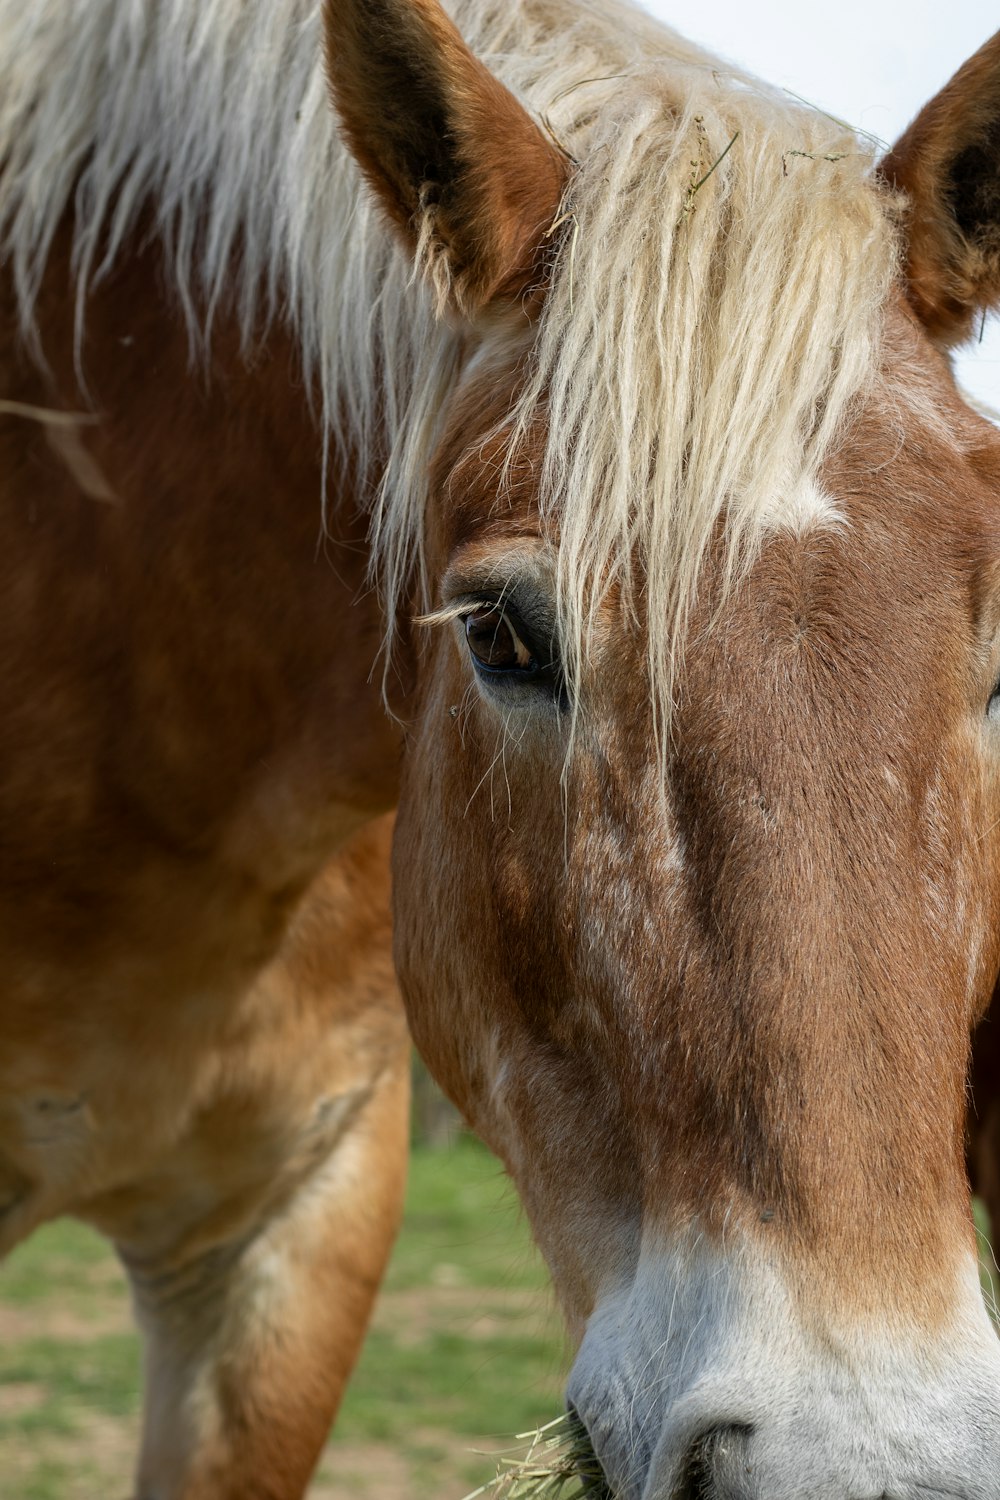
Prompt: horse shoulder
<box><xmin>0</xmin><ymin>219</ymin><xmax>401</xmax><ymax>1239</ymax></box>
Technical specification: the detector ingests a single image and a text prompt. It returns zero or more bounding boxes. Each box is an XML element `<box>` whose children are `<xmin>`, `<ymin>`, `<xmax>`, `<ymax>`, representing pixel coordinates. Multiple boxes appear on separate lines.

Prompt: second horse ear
<box><xmin>881</xmin><ymin>31</ymin><xmax>1000</xmax><ymax>347</ymax></box>
<box><xmin>323</xmin><ymin>0</ymin><xmax>568</xmax><ymax>318</ymax></box>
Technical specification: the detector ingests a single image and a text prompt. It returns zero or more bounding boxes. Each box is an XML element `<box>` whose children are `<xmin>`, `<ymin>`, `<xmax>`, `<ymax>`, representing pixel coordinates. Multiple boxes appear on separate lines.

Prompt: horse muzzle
<box><xmin>565</xmin><ymin>1234</ymin><xmax>1000</xmax><ymax>1500</ymax></box>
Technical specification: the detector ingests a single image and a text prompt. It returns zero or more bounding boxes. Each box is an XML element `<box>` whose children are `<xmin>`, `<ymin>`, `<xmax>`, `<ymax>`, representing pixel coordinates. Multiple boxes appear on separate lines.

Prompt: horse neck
<box><xmin>5</xmin><ymin>214</ymin><xmax>403</xmax><ymax>854</ymax></box>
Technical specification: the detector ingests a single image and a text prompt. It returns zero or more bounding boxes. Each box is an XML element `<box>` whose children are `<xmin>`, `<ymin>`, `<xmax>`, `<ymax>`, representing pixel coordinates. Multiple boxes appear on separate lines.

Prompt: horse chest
<box><xmin>0</xmin><ymin>969</ymin><xmax>234</xmax><ymax>1238</ymax></box>
<box><xmin>0</xmin><ymin>902</ymin><xmax>393</xmax><ymax>1256</ymax></box>
<box><xmin>0</xmin><ymin>274</ymin><xmax>400</xmax><ymax>976</ymax></box>
<box><xmin>0</xmin><ymin>409</ymin><xmax>395</xmax><ymax>1223</ymax></box>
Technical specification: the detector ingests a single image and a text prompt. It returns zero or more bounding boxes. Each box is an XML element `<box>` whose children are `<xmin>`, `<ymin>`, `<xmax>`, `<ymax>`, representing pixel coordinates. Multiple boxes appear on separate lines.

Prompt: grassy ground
<box><xmin>319</xmin><ymin>1136</ymin><xmax>568</xmax><ymax>1499</ymax></box>
<box><xmin>1</xmin><ymin>1141</ymin><xmax>997</xmax><ymax>1500</ymax></box>
<box><xmin>0</xmin><ymin>1137</ymin><xmax>567</xmax><ymax>1500</ymax></box>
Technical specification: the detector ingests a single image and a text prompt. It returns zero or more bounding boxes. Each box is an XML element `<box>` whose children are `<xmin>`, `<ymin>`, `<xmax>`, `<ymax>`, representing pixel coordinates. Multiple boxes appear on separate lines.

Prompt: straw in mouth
<box><xmin>463</xmin><ymin>1410</ymin><xmax>614</xmax><ymax>1499</ymax></box>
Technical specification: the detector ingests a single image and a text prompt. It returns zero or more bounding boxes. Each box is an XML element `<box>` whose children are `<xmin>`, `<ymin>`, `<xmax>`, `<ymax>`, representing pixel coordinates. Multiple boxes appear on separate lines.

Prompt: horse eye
<box><xmin>465</xmin><ymin>607</ymin><xmax>535</xmax><ymax>672</ymax></box>
<box><xmin>990</xmin><ymin>683</ymin><xmax>1000</xmax><ymax>722</ymax></box>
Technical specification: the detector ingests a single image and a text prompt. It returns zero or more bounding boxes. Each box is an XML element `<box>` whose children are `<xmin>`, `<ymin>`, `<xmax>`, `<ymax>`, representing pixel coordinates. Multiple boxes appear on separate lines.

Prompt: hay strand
<box><xmin>463</xmin><ymin>1412</ymin><xmax>613</xmax><ymax>1500</ymax></box>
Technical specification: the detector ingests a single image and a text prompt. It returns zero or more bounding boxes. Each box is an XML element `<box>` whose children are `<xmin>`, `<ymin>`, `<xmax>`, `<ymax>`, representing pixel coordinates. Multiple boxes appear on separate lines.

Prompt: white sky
<box><xmin>639</xmin><ymin>0</ymin><xmax>1000</xmax><ymax>409</ymax></box>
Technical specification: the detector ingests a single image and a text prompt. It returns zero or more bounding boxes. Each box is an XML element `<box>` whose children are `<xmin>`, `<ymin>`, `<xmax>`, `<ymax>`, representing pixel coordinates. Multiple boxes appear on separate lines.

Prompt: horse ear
<box><xmin>323</xmin><ymin>0</ymin><xmax>568</xmax><ymax>317</ymax></box>
<box><xmin>881</xmin><ymin>31</ymin><xmax>1000</xmax><ymax>345</ymax></box>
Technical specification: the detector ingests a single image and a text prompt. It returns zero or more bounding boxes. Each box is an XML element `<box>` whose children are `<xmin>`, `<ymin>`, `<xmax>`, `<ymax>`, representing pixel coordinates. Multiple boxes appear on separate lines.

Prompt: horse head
<box><xmin>326</xmin><ymin>5</ymin><xmax>1000</xmax><ymax>1495</ymax></box>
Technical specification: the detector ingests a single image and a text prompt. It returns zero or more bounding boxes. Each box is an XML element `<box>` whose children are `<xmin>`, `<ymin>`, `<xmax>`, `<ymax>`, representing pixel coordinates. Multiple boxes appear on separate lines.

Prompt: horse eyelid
<box><xmin>421</xmin><ymin>592</ymin><xmax>557</xmax><ymax>644</ymax></box>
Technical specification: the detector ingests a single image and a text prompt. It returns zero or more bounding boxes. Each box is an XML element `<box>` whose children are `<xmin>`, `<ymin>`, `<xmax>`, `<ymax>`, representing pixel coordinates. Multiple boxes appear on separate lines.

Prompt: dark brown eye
<box><xmin>465</xmin><ymin>607</ymin><xmax>535</xmax><ymax>671</ymax></box>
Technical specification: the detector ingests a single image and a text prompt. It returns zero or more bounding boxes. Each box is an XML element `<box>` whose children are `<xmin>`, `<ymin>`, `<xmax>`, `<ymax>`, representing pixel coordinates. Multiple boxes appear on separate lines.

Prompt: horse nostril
<box><xmin>672</xmin><ymin>1435</ymin><xmax>712</xmax><ymax>1500</ymax></box>
<box><xmin>672</xmin><ymin>1425</ymin><xmax>755</xmax><ymax>1500</ymax></box>
<box><xmin>561</xmin><ymin>1405</ymin><xmax>614</xmax><ymax>1498</ymax></box>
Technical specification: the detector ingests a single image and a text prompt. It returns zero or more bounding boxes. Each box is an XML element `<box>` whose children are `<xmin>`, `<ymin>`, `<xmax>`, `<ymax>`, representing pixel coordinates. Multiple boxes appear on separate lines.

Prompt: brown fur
<box><xmin>392</xmin><ymin>298</ymin><xmax>1000</xmax><ymax>1336</ymax></box>
<box><xmin>0</xmin><ymin>220</ymin><xmax>409</xmax><ymax>1499</ymax></box>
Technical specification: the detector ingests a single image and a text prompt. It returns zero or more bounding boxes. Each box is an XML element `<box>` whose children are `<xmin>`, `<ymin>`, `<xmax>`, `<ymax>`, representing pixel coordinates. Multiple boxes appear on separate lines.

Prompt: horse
<box><xmin>3</xmin><ymin>0</ymin><xmax>1000</xmax><ymax>1495</ymax></box>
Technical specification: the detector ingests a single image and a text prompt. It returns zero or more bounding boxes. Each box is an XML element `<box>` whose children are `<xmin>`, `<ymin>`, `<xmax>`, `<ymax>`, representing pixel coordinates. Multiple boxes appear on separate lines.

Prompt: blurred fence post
<box><xmin>411</xmin><ymin>1057</ymin><xmax>463</xmax><ymax>1147</ymax></box>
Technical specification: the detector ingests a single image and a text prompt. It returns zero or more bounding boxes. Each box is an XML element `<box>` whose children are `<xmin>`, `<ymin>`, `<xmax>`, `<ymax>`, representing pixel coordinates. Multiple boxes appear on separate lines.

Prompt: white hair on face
<box><xmin>503</xmin><ymin>40</ymin><xmax>896</xmax><ymax>753</ymax></box>
<box><xmin>0</xmin><ymin>0</ymin><xmax>898</xmax><ymax>746</ymax></box>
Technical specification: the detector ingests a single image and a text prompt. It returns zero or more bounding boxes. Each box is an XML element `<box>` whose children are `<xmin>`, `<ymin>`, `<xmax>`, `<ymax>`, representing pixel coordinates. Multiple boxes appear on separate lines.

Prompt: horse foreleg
<box><xmin>121</xmin><ymin>1056</ymin><xmax>409</xmax><ymax>1500</ymax></box>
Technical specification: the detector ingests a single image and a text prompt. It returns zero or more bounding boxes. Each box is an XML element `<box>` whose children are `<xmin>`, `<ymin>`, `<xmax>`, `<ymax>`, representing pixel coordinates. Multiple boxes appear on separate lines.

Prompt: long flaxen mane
<box><xmin>0</xmin><ymin>0</ymin><xmax>898</xmax><ymax>730</ymax></box>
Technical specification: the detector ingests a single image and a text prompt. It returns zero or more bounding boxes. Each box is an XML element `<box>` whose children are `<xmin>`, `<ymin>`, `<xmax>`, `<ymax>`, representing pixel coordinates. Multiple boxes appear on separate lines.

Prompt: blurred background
<box><xmin>0</xmin><ymin>1065</ymin><xmax>565</xmax><ymax>1500</ymax></box>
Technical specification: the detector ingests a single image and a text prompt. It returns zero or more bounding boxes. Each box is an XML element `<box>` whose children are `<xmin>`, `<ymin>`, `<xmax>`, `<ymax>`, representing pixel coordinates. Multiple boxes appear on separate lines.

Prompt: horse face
<box><xmin>391</xmin><ymin>297</ymin><xmax>1000</xmax><ymax>1497</ymax></box>
<box><xmin>325</xmin><ymin>2</ymin><xmax>1000</xmax><ymax>1494</ymax></box>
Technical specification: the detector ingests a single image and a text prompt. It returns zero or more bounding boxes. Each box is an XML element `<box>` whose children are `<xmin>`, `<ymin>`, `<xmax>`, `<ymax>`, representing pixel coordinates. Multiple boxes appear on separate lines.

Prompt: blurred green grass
<box><xmin>322</xmin><ymin>1135</ymin><xmax>567</xmax><ymax>1496</ymax></box>
<box><xmin>0</xmin><ymin>1138</ymin><xmax>996</xmax><ymax>1499</ymax></box>
<box><xmin>0</xmin><ymin>1136</ymin><xmax>566</xmax><ymax>1500</ymax></box>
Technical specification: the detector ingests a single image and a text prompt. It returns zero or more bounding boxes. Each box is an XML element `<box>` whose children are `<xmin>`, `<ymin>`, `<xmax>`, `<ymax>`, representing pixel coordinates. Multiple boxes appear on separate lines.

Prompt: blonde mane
<box><xmin>0</xmin><ymin>0</ymin><xmax>898</xmax><ymax>730</ymax></box>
